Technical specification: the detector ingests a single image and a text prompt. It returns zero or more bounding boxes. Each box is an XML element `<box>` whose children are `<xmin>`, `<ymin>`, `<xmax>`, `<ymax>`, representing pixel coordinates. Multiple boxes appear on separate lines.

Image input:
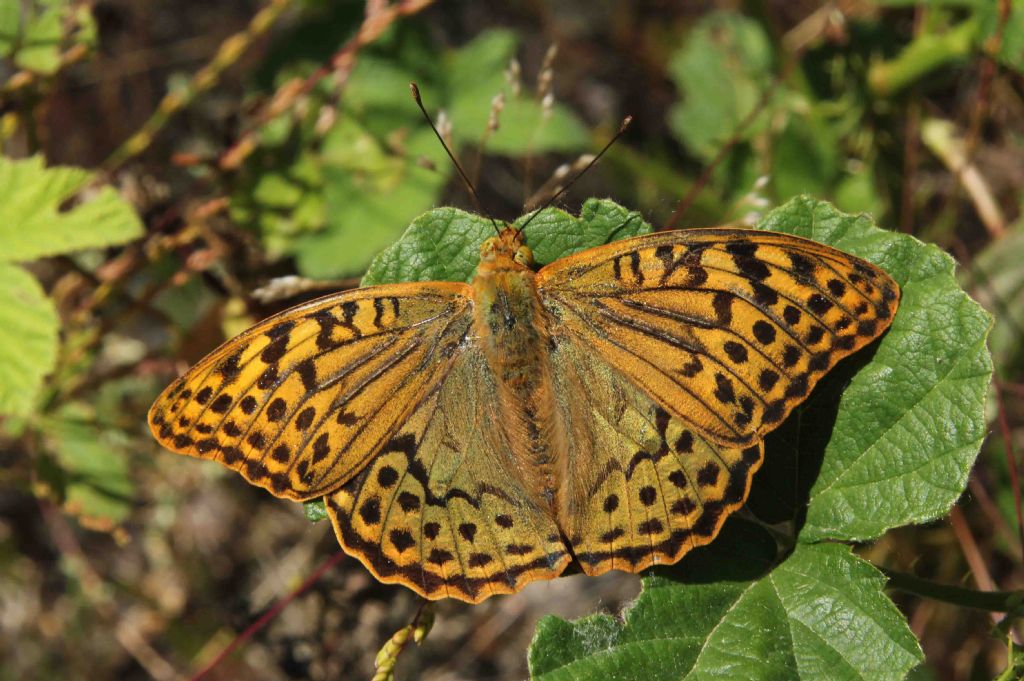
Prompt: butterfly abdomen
<box><xmin>472</xmin><ymin>265</ymin><xmax>568</xmax><ymax>515</ymax></box>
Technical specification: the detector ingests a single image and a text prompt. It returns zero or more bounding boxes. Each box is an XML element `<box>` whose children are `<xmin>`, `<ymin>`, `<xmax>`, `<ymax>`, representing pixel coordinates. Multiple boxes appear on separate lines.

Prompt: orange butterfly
<box><xmin>150</xmin><ymin>221</ymin><xmax>899</xmax><ymax>603</ymax></box>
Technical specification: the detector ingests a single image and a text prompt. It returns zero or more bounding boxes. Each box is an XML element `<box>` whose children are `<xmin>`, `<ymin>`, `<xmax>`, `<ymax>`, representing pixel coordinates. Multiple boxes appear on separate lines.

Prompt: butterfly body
<box><xmin>150</xmin><ymin>223</ymin><xmax>900</xmax><ymax>603</ymax></box>
<box><xmin>473</xmin><ymin>228</ymin><xmax>567</xmax><ymax>516</ymax></box>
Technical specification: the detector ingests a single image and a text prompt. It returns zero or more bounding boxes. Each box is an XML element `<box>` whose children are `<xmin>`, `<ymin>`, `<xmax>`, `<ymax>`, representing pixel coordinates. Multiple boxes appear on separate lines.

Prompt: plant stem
<box><xmin>101</xmin><ymin>0</ymin><xmax>295</xmax><ymax>173</ymax></box>
<box><xmin>882</xmin><ymin>567</ymin><xmax>1024</xmax><ymax>614</ymax></box>
<box><xmin>868</xmin><ymin>18</ymin><xmax>977</xmax><ymax>97</ymax></box>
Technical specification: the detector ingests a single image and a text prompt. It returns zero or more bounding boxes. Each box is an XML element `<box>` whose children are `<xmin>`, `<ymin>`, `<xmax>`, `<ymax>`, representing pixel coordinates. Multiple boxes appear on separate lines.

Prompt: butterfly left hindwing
<box><xmin>327</xmin><ymin>341</ymin><xmax>571</xmax><ymax>603</ymax></box>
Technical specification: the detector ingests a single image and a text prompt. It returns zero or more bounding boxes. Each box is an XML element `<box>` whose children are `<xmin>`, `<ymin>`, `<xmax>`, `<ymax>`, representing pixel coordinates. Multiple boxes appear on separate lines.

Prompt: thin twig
<box><xmin>219</xmin><ymin>0</ymin><xmax>436</xmax><ymax>170</ymax></box>
<box><xmin>190</xmin><ymin>548</ymin><xmax>348</xmax><ymax>681</ymax></box>
<box><xmin>663</xmin><ymin>63</ymin><xmax>792</xmax><ymax>230</ymax></box>
<box><xmin>899</xmin><ymin>6</ymin><xmax>925</xmax><ymax>234</ymax></box>
<box><xmin>103</xmin><ymin>0</ymin><xmax>295</xmax><ymax>172</ymax></box>
<box><xmin>950</xmin><ymin>505</ymin><xmax>997</xmax><ymax>592</ymax></box>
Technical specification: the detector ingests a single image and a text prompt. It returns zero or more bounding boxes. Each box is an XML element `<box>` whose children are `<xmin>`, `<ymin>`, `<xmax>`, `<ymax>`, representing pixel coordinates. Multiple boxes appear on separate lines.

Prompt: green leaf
<box><xmin>0</xmin><ymin>264</ymin><xmax>58</xmax><ymax>416</ymax></box>
<box><xmin>361</xmin><ymin>206</ymin><xmax>496</xmax><ymax>286</ymax></box>
<box><xmin>754</xmin><ymin>197</ymin><xmax>992</xmax><ymax>541</ymax></box>
<box><xmin>43</xmin><ymin>403</ymin><xmax>135</xmax><ymax>526</ymax></box>
<box><xmin>293</xmin><ymin>119</ymin><xmax>450</xmax><ymax>279</ymax></box>
<box><xmin>772</xmin><ymin>115</ymin><xmax>841</xmax><ymax>202</ymax></box>
<box><xmin>444</xmin><ymin>28</ymin><xmax>518</xmax><ymax>94</ymax></box>
<box><xmin>0</xmin><ymin>155</ymin><xmax>143</xmax><ymax>262</ymax></box>
<box><xmin>444</xmin><ymin>30</ymin><xmax>588</xmax><ymax>154</ymax></box>
<box><xmin>0</xmin><ymin>0</ymin><xmax>19</xmax><ymax>57</ymax></box>
<box><xmin>304</xmin><ymin>499</ymin><xmax>328</xmax><ymax>522</ymax></box>
<box><xmin>362</xmin><ymin>198</ymin><xmax>652</xmax><ymax>286</ymax></box>
<box><xmin>0</xmin><ymin>0</ymin><xmax>75</xmax><ymax>74</ymax></box>
<box><xmin>529</xmin><ymin>521</ymin><xmax>922</xmax><ymax>681</ymax></box>
<box><xmin>667</xmin><ymin>12</ymin><xmax>775</xmax><ymax>159</ymax></box>
<box><xmin>14</xmin><ymin>1</ymin><xmax>62</xmax><ymax>73</ymax></box>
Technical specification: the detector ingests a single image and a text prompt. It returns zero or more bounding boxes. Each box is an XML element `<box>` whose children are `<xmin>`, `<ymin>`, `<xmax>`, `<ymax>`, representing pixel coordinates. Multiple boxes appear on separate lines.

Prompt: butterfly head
<box><xmin>479</xmin><ymin>226</ymin><xmax>534</xmax><ymax>271</ymax></box>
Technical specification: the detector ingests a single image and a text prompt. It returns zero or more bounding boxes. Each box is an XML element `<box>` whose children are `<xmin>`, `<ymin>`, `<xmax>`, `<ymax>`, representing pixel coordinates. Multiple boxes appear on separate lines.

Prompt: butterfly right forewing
<box><xmin>148</xmin><ymin>281</ymin><xmax>475</xmax><ymax>501</ymax></box>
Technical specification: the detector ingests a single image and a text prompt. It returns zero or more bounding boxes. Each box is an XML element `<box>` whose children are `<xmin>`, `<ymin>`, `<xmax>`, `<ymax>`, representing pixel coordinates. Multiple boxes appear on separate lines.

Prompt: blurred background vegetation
<box><xmin>0</xmin><ymin>0</ymin><xmax>1022</xmax><ymax>679</ymax></box>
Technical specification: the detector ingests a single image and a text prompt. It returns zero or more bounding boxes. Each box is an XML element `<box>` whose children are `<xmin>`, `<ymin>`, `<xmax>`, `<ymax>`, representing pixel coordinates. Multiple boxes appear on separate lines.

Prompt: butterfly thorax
<box><xmin>472</xmin><ymin>228</ymin><xmax>568</xmax><ymax>516</ymax></box>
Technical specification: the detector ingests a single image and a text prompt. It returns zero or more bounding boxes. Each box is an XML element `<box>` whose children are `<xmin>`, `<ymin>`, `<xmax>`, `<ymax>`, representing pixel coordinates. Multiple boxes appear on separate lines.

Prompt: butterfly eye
<box><xmin>514</xmin><ymin>246</ymin><xmax>534</xmax><ymax>266</ymax></box>
<box><xmin>481</xmin><ymin>238</ymin><xmax>499</xmax><ymax>261</ymax></box>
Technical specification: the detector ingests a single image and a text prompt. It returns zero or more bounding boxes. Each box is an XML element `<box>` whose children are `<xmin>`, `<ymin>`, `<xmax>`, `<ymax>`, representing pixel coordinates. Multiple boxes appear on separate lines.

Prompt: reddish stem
<box><xmin>994</xmin><ymin>381</ymin><xmax>1024</xmax><ymax>567</ymax></box>
<box><xmin>190</xmin><ymin>549</ymin><xmax>348</xmax><ymax>681</ymax></box>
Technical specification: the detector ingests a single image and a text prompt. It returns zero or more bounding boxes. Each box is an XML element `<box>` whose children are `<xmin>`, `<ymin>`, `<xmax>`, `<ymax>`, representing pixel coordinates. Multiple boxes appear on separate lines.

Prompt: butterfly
<box><xmin>149</xmin><ymin>221</ymin><xmax>899</xmax><ymax>603</ymax></box>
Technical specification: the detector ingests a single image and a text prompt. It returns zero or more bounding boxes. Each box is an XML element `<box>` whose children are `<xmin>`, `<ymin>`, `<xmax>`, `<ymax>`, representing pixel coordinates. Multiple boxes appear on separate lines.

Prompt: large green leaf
<box><xmin>753</xmin><ymin>197</ymin><xmax>992</xmax><ymax>541</ymax></box>
<box><xmin>0</xmin><ymin>155</ymin><xmax>143</xmax><ymax>262</ymax></box>
<box><xmin>0</xmin><ymin>264</ymin><xmax>58</xmax><ymax>416</ymax></box>
<box><xmin>529</xmin><ymin>522</ymin><xmax>922</xmax><ymax>681</ymax></box>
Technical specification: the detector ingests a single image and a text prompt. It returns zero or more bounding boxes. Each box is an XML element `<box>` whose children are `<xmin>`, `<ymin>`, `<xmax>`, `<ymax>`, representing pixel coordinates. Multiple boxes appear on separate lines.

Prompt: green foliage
<box><xmin>0</xmin><ymin>156</ymin><xmax>143</xmax><ymax>261</ymax></box>
<box><xmin>0</xmin><ymin>0</ymin><xmax>95</xmax><ymax>73</ymax></box>
<box><xmin>528</xmin><ymin>197</ymin><xmax>990</xmax><ymax>680</ymax></box>
<box><xmin>304</xmin><ymin>498</ymin><xmax>329</xmax><ymax>522</ymax></box>
<box><xmin>0</xmin><ymin>156</ymin><xmax>142</xmax><ymax>416</ymax></box>
<box><xmin>667</xmin><ymin>12</ymin><xmax>774</xmax><ymax>160</ymax></box>
<box><xmin>665</xmin><ymin>11</ymin><xmax>885</xmax><ymax>215</ymax></box>
<box><xmin>232</xmin><ymin>25</ymin><xmax>588</xmax><ymax>280</ymax></box>
<box><xmin>0</xmin><ymin>265</ymin><xmax>57</xmax><ymax>416</ymax></box>
<box><xmin>530</xmin><ymin>523</ymin><xmax>922</xmax><ymax>681</ymax></box>
<box><xmin>42</xmin><ymin>404</ymin><xmax>134</xmax><ymax>526</ymax></box>
<box><xmin>443</xmin><ymin>30</ymin><xmax>588</xmax><ymax>154</ymax></box>
<box><xmin>869</xmin><ymin>1</ymin><xmax>1024</xmax><ymax>90</ymax></box>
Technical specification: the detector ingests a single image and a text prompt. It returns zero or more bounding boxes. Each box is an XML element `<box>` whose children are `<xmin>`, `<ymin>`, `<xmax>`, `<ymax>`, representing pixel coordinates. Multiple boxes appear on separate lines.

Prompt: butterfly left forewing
<box><xmin>148</xmin><ymin>282</ymin><xmax>475</xmax><ymax>501</ymax></box>
<box><xmin>537</xmin><ymin>228</ymin><xmax>900</xmax><ymax>448</ymax></box>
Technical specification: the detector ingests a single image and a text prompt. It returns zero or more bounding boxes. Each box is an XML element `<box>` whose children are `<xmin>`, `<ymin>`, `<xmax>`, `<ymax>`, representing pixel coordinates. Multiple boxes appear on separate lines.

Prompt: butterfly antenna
<box><xmin>516</xmin><ymin>115</ymin><xmax>632</xmax><ymax>236</ymax></box>
<box><xmin>410</xmin><ymin>83</ymin><xmax>502</xmax><ymax>235</ymax></box>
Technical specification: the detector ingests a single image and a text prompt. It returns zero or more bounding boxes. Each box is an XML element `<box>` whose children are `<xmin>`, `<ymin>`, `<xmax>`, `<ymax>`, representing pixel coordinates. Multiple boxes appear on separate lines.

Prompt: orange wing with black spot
<box><xmin>537</xmin><ymin>228</ymin><xmax>900</xmax><ymax>448</ymax></box>
<box><xmin>326</xmin><ymin>342</ymin><xmax>570</xmax><ymax>603</ymax></box>
<box><xmin>148</xmin><ymin>282</ymin><xmax>475</xmax><ymax>501</ymax></box>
